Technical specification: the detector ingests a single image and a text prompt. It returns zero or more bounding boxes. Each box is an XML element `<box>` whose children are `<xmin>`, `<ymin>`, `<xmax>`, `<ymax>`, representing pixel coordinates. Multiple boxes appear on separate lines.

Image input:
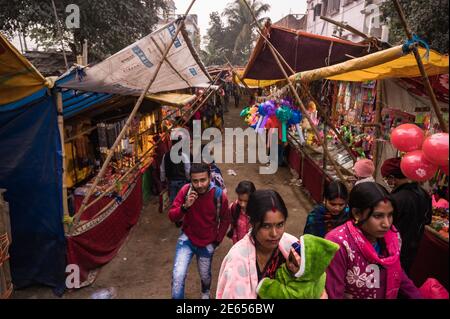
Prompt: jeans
<box><xmin>171</xmin><ymin>232</ymin><xmax>215</xmax><ymax>299</ymax></box>
<box><xmin>168</xmin><ymin>180</ymin><xmax>188</xmax><ymax>203</ymax></box>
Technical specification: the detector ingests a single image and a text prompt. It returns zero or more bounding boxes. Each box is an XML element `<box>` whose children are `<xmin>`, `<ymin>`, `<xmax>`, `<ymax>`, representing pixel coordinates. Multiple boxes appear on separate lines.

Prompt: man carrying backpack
<box><xmin>160</xmin><ymin>135</ymin><xmax>190</xmax><ymax>204</ymax></box>
<box><xmin>168</xmin><ymin>163</ymin><xmax>230</xmax><ymax>299</ymax></box>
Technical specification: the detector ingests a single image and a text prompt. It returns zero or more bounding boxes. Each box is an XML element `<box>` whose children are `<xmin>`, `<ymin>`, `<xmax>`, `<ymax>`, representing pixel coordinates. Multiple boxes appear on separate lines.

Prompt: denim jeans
<box><xmin>168</xmin><ymin>180</ymin><xmax>188</xmax><ymax>203</ymax></box>
<box><xmin>171</xmin><ymin>232</ymin><xmax>215</xmax><ymax>299</ymax></box>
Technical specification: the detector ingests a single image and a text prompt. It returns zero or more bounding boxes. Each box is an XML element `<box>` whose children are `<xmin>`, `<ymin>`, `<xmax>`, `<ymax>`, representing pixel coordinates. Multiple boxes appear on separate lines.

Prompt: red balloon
<box><xmin>400</xmin><ymin>150</ymin><xmax>438</xmax><ymax>182</ymax></box>
<box><xmin>390</xmin><ymin>124</ymin><xmax>424</xmax><ymax>152</ymax></box>
<box><xmin>422</xmin><ymin>133</ymin><xmax>449</xmax><ymax>167</ymax></box>
<box><xmin>441</xmin><ymin>165</ymin><xmax>449</xmax><ymax>176</ymax></box>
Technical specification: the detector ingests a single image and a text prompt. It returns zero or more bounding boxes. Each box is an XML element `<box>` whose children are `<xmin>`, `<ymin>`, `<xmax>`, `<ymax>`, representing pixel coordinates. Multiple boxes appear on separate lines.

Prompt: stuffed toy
<box><xmin>256</xmin><ymin>234</ymin><xmax>339</xmax><ymax>299</ymax></box>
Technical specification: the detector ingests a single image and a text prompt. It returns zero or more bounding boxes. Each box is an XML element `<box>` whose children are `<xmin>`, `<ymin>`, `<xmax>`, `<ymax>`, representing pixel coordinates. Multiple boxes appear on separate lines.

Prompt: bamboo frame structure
<box><xmin>224</xmin><ymin>58</ymin><xmax>252</xmax><ymax>94</ymax></box>
<box><xmin>73</xmin><ymin>0</ymin><xmax>198</xmax><ymax>226</ymax></box>
<box><xmin>240</xmin><ymin>0</ymin><xmax>351</xmax><ymax>187</ymax></box>
<box><xmin>372</xmin><ymin>80</ymin><xmax>384</xmax><ymax>176</ymax></box>
<box><xmin>56</xmin><ymin>92</ymin><xmax>70</xmax><ymax>233</ymax></box>
<box><xmin>392</xmin><ymin>0</ymin><xmax>448</xmax><ymax>133</ymax></box>
<box><xmin>253</xmin><ymin>26</ymin><xmax>358</xmax><ymax>163</ymax></box>
<box><xmin>150</xmin><ymin>37</ymin><xmax>192</xmax><ymax>88</ymax></box>
<box><xmin>69</xmin><ymin>71</ymin><xmax>222</xmax><ymax>231</ymax></box>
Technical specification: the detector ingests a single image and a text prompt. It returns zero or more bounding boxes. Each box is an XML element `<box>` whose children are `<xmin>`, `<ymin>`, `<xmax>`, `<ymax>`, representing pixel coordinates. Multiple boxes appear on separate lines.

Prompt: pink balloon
<box><xmin>441</xmin><ymin>165</ymin><xmax>449</xmax><ymax>176</ymax></box>
<box><xmin>390</xmin><ymin>124</ymin><xmax>424</xmax><ymax>152</ymax></box>
<box><xmin>422</xmin><ymin>133</ymin><xmax>449</xmax><ymax>167</ymax></box>
<box><xmin>401</xmin><ymin>150</ymin><xmax>438</xmax><ymax>182</ymax></box>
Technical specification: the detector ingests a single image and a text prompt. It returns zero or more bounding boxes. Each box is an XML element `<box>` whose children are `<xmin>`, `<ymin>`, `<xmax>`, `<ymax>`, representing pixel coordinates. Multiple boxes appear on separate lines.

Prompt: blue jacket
<box><xmin>303</xmin><ymin>204</ymin><xmax>349</xmax><ymax>238</ymax></box>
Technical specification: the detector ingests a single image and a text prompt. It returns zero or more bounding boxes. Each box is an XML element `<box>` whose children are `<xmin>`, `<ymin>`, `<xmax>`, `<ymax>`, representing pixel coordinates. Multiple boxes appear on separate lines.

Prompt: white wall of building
<box><xmin>306</xmin><ymin>0</ymin><xmax>389</xmax><ymax>42</ymax></box>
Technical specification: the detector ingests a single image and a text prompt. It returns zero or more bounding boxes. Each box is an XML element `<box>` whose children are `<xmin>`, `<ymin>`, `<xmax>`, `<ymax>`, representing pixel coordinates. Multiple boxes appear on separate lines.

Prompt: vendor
<box><xmin>353</xmin><ymin>159</ymin><xmax>375</xmax><ymax>185</ymax></box>
<box><xmin>381</xmin><ymin>157</ymin><xmax>432</xmax><ymax>274</ymax></box>
<box><xmin>432</xmin><ymin>187</ymin><xmax>449</xmax><ymax>210</ymax></box>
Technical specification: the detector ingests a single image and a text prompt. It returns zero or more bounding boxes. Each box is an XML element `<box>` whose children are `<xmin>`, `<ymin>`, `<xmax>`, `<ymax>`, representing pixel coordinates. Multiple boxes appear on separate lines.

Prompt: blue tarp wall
<box><xmin>0</xmin><ymin>90</ymin><xmax>66</xmax><ymax>289</ymax></box>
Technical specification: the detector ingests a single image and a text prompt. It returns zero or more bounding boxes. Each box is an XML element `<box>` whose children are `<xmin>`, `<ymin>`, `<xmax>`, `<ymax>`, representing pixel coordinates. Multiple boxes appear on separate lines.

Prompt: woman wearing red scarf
<box><xmin>325</xmin><ymin>182</ymin><xmax>422</xmax><ymax>299</ymax></box>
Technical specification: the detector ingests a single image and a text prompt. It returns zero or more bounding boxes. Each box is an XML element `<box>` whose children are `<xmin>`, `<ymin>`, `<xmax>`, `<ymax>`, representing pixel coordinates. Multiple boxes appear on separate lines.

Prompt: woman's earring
<box><xmin>354</xmin><ymin>218</ymin><xmax>359</xmax><ymax>225</ymax></box>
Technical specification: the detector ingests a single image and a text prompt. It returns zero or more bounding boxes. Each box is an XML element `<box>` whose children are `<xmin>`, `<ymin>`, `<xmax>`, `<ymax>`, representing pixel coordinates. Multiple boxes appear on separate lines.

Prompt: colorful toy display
<box><xmin>241</xmin><ymin>99</ymin><xmax>304</xmax><ymax>143</ymax></box>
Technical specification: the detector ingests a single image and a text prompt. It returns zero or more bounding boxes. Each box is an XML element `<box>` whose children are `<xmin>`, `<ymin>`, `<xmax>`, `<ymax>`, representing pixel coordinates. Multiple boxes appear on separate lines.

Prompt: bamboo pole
<box><xmin>240</xmin><ymin>0</ymin><xmax>351</xmax><ymax>187</ymax></box>
<box><xmin>372</xmin><ymin>80</ymin><xmax>383</xmax><ymax>176</ymax></box>
<box><xmin>70</xmin><ymin>85</ymin><xmax>218</xmax><ymax>228</ymax></box>
<box><xmin>224</xmin><ymin>58</ymin><xmax>252</xmax><ymax>93</ymax></box>
<box><xmin>73</xmin><ymin>0</ymin><xmax>197</xmax><ymax>226</ymax></box>
<box><xmin>51</xmin><ymin>0</ymin><xmax>69</xmax><ymax>70</ymax></box>
<box><xmin>65</xmin><ymin>126</ymin><xmax>97</xmax><ymax>143</ymax></box>
<box><xmin>56</xmin><ymin>92</ymin><xmax>70</xmax><ymax>233</ymax></box>
<box><xmin>391</xmin><ymin>0</ymin><xmax>448</xmax><ymax>133</ymax></box>
<box><xmin>150</xmin><ymin>37</ymin><xmax>191</xmax><ymax>87</ymax></box>
<box><xmin>70</xmin><ymin>74</ymin><xmax>223</xmax><ymax>228</ymax></box>
<box><xmin>289</xmin><ymin>45</ymin><xmax>408</xmax><ymax>83</ymax></box>
<box><xmin>253</xmin><ymin>27</ymin><xmax>357</xmax><ymax>163</ymax></box>
<box><xmin>319</xmin><ymin>15</ymin><xmax>384</xmax><ymax>48</ymax></box>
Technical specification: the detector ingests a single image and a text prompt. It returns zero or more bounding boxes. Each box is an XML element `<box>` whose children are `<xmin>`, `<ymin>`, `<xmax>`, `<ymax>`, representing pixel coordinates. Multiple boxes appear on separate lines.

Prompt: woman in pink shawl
<box><xmin>216</xmin><ymin>189</ymin><xmax>325</xmax><ymax>299</ymax></box>
<box><xmin>325</xmin><ymin>182</ymin><xmax>422</xmax><ymax>299</ymax></box>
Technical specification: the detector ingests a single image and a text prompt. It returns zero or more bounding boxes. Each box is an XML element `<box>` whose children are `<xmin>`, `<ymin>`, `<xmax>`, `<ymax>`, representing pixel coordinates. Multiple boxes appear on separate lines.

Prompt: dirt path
<box><xmin>13</xmin><ymin>98</ymin><xmax>313</xmax><ymax>299</ymax></box>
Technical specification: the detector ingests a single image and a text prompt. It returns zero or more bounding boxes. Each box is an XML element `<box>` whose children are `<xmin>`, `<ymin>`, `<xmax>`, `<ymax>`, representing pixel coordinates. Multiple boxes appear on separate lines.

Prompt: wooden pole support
<box><xmin>240</xmin><ymin>0</ymin><xmax>351</xmax><ymax>188</ymax></box>
<box><xmin>391</xmin><ymin>0</ymin><xmax>448</xmax><ymax>133</ymax></box>
<box><xmin>72</xmin><ymin>0</ymin><xmax>198</xmax><ymax>227</ymax></box>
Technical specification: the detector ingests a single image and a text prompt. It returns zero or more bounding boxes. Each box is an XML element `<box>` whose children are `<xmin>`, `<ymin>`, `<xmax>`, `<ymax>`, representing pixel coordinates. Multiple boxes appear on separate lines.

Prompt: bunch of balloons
<box><xmin>390</xmin><ymin>123</ymin><xmax>449</xmax><ymax>181</ymax></box>
<box><xmin>241</xmin><ymin>98</ymin><xmax>305</xmax><ymax>143</ymax></box>
<box><xmin>256</xmin><ymin>100</ymin><xmax>277</xmax><ymax>134</ymax></box>
<box><xmin>240</xmin><ymin>105</ymin><xmax>258</xmax><ymax>127</ymax></box>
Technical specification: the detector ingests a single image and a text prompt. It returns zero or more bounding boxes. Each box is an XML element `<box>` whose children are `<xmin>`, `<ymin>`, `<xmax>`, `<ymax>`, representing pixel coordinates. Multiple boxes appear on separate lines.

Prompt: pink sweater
<box><xmin>325</xmin><ymin>222</ymin><xmax>422</xmax><ymax>299</ymax></box>
<box><xmin>229</xmin><ymin>201</ymin><xmax>251</xmax><ymax>244</ymax></box>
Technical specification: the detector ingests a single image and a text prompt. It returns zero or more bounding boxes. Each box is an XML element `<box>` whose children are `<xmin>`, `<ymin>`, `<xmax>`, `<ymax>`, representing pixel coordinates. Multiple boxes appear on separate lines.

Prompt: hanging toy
<box><xmin>276</xmin><ymin>105</ymin><xmax>293</xmax><ymax>143</ymax></box>
<box><xmin>240</xmin><ymin>106</ymin><xmax>250</xmax><ymax>118</ymax></box>
<box><xmin>255</xmin><ymin>103</ymin><xmax>267</xmax><ymax>131</ymax></box>
<box><xmin>288</xmin><ymin>109</ymin><xmax>305</xmax><ymax>145</ymax></box>
<box><xmin>247</xmin><ymin>105</ymin><xmax>259</xmax><ymax>128</ymax></box>
<box><xmin>259</xmin><ymin>100</ymin><xmax>277</xmax><ymax>134</ymax></box>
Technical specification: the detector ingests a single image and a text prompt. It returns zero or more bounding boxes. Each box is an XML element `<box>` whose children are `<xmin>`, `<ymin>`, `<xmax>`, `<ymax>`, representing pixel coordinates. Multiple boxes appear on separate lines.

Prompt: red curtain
<box><xmin>67</xmin><ymin>176</ymin><xmax>143</xmax><ymax>283</ymax></box>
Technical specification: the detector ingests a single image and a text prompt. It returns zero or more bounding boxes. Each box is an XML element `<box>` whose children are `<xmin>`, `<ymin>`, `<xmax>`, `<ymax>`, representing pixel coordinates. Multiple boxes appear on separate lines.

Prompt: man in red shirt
<box><xmin>169</xmin><ymin>163</ymin><xmax>230</xmax><ymax>299</ymax></box>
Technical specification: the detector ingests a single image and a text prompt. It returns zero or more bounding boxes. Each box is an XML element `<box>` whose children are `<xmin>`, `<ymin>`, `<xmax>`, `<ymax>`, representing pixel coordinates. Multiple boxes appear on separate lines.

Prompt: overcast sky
<box><xmin>175</xmin><ymin>0</ymin><xmax>307</xmax><ymax>38</ymax></box>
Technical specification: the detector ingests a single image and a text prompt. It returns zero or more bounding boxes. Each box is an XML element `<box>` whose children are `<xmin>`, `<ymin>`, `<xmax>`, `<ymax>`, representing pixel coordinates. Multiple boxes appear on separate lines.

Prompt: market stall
<box><xmin>0</xmin><ymin>18</ymin><xmax>214</xmax><ymax>291</ymax></box>
<box><xmin>0</xmin><ymin>33</ymin><xmax>67</xmax><ymax>290</ymax></box>
<box><xmin>61</xmin><ymin>88</ymin><xmax>210</xmax><ymax>284</ymax></box>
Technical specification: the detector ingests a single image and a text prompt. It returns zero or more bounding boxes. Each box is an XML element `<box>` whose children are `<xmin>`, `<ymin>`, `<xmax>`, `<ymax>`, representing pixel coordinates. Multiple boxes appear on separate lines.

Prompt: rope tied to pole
<box><xmin>402</xmin><ymin>34</ymin><xmax>430</xmax><ymax>61</ymax></box>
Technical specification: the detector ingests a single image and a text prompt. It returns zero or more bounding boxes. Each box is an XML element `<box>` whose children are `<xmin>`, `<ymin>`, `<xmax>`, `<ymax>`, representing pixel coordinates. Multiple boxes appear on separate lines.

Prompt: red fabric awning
<box><xmin>243</xmin><ymin>24</ymin><xmax>375</xmax><ymax>80</ymax></box>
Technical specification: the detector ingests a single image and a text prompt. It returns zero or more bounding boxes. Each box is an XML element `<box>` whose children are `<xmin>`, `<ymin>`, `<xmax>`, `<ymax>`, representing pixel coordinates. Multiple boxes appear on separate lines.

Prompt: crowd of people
<box><xmin>157</xmin><ymin>86</ymin><xmax>446</xmax><ymax>300</ymax></box>
<box><xmin>159</xmin><ymin>135</ymin><xmax>446</xmax><ymax>299</ymax></box>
